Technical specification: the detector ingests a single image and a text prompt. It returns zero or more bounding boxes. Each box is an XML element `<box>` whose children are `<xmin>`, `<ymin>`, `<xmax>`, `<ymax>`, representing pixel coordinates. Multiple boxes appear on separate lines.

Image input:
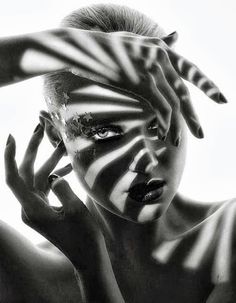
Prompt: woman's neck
<box><xmin>85</xmin><ymin>194</ymin><xmax>211</xmax><ymax>248</ymax></box>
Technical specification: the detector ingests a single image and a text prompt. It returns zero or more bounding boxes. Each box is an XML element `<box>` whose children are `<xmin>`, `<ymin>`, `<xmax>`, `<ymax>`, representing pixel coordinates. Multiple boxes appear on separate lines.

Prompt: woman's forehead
<box><xmin>63</xmin><ymin>84</ymin><xmax>151</xmax><ymax>120</ymax></box>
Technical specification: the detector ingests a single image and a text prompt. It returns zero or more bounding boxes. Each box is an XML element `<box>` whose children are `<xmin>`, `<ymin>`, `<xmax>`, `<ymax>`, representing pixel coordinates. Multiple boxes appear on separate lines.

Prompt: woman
<box><xmin>1</xmin><ymin>4</ymin><xmax>234</xmax><ymax>303</ymax></box>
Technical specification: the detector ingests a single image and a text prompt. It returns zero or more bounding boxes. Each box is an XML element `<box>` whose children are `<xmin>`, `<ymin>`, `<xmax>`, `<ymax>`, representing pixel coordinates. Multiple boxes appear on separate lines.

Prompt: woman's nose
<box><xmin>133</xmin><ymin>149</ymin><xmax>159</xmax><ymax>173</ymax></box>
<box><xmin>129</xmin><ymin>138</ymin><xmax>160</xmax><ymax>174</ymax></box>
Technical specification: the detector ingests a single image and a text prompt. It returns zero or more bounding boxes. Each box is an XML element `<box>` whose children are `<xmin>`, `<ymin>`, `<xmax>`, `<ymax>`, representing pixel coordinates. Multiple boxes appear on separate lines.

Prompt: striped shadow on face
<box><xmin>84</xmin><ymin>135</ymin><xmax>146</xmax><ymax>188</ymax></box>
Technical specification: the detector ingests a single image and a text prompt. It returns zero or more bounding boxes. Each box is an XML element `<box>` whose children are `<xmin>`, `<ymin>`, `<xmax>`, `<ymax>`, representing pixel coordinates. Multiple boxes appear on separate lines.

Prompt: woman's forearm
<box><xmin>0</xmin><ymin>29</ymin><xmax>66</xmax><ymax>87</ymax></box>
<box><xmin>74</xmin><ymin>240</ymin><xmax>125</xmax><ymax>303</ymax></box>
<box><xmin>0</xmin><ymin>34</ymin><xmax>31</xmax><ymax>86</ymax></box>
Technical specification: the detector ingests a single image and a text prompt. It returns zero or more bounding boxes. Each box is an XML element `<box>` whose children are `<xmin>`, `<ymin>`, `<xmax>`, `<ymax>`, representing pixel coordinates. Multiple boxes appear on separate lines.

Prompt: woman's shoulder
<box><xmin>166</xmin><ymin>194</ymin><xmax>236</xmax><ymax>239</ymax></box>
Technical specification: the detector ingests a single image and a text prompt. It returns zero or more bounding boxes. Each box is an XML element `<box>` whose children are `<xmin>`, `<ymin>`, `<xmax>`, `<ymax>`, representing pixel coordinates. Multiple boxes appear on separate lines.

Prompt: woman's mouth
<box><xmin>128</xmin><ymin>179</ymin><xmax>166</xmax><ymax>204</ymax></box>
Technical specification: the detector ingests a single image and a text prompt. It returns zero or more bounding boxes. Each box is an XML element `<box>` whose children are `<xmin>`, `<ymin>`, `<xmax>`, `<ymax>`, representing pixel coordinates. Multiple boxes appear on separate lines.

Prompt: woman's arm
<box><xmin>0</xmin><ymin>28</ymin><xmax>226</xmax><ymax>144</ymax></box>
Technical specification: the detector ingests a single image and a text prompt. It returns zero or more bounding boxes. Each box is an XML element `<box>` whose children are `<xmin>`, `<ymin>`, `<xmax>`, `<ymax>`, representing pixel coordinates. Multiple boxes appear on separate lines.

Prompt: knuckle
<box><xmin>157</xmin><ymin>47</ymin><xmax>168</xmax><ymax>61</ymax></box>
<box><xmin>171</xmin><ymin>98</ymin><xmax>180</xmax><ymax>111</ymax></box>
<box><xmin>18</xmin><ymin>165</ymin><xmax>30</xmax><ymax>177</ymax></box>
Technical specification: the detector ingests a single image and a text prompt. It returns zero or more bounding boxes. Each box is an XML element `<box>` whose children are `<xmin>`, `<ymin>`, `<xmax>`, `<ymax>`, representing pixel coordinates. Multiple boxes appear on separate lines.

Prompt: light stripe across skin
<box><xmin>197</xmin><ymin>77</ymin><xmax>209</xmax><ymax>89</ymax></box>
<box><xmin>20</xmin><ymin>49</ymin><xmax>66</xmax><ymax>73</ymax></box>
<box><xmin>137</xmin><ymin>204</ymin><xmax>162</xmax><ymax>223</ymax></box>
<box><xmin>183</xmin><ymin>208</ymin><xmax>222</xmax><ymax>269</ymax></box>
<box><xmin>145</xmin><ymin>159</ymin><xmax>159</xmax><ymax>174</ymax></box>
<box><xmin>145</xmin><ymin>47</ymin><xmax>158</xmax><ymax>69</ymax></box>
<box><xmin>84</xmin><ymin>135</ymin><xmax>146</xmax><ymax>188</ymax></box>
<box><xmin>187</xmin><ymin>66</ymin><xmax>198</xmax><ymax>82</ymax></box>
<box><xmin>109</xmin><ymin>35</ymin><xmax>140</xmax><ymax>84</ymax></box>
<box><xmin>177</xmin><ymin>57</ymin><xmax>185</xmax><ymax>72</ymax></box>
<box><xmin>65</xmin><ymin>137</ymin><xmax>93</xmax><ymax>153</ymax></box>
<box><xmin>155</xmin><ymin>147</ymin><xmax>167</xmax><ymax>157</ymax></box>
<box><xmin>68</xmin><ymin>30</ymin><xmax>120</xmax><ymax>72</ymax></box>
<box><xmin>130</xmin><ymin>38</ymin><xmax>143</xmax><ymax>59</ymax></box>
<box><xmin>109</xmin><ymin>171</ymin><xmax>138</xmax><ymax>212</ymax></box>
<box><xmin>173</xmin><ymin>78</ymin><xmax>183</xmax><ymax>90</ymax></box>
<box><xmin>70</xmin><ymin>85</ymin><xmax>140</xmax><ymax>103</ymax></box>
<box><xmin>150</xmin><ymin>200</ymin><xmax>234</xmax><ymax>269</ymax></box>
<box><xmin>70</xmin><ymin>67</ymin><xmax>109</xmax><ymax>84</ymax></box>
<box><xmin>83</xmin><ymin>131</ymin><xmax>162</xmax><ymax>190</ymax></box>
<box><xmin>206</xmin><ymin>87</ymin><xmax>219</xmax><ymax>98</ymax></box>
<box><xmin>129</xmin><ymin>148</ymin><xmax>149</xmax><ymax>171</ymax></box>
<box><xmin>61</xmin><ymin>104</ymin><xmax>143</xmax><ymax>119</ymax></box>
<box><xmin>151</xmin><ymin>239</ymin><xmax>182</xmax><ymax>263</ymax></box>
<box><xmin>212</xmin><ymin>201</ymin><xmax>236</xmax><ymax>284</ymax></box>
<box><xmin>30</xmin><ymin>32</ymin><xmax>119</xmax><ymax>81</ymax></box>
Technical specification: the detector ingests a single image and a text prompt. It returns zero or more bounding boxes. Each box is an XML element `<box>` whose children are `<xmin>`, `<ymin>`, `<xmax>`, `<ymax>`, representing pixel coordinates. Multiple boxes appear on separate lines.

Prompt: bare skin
<box><xmin>3</xmin><ymin>118</ymin><xmax>236</xmax><ymax>303</ymax></box>
<box><xmin>0</xmin><ymin>27</ymin><xmax>232</xmax><ymax>302</ymax></box>
<box><xmin>1</xmin><ymin>185</ymin><xmax>235</xmax><ymax>302</ymax></box>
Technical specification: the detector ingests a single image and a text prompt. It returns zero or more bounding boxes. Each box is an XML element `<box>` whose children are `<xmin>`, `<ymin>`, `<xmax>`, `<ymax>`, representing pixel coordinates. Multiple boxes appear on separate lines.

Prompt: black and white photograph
<box><xmin>0</xmin><ymin>0</ymin><xmax>235</xmax><ymax>302</ymax></box>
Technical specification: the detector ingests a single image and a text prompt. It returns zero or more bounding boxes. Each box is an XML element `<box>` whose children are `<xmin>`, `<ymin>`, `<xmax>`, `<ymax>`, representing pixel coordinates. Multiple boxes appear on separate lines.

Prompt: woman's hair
<box><xmin>43</xmin><ymin>4</ymin><xmax>166</xmax><ymax>106</ymax></box>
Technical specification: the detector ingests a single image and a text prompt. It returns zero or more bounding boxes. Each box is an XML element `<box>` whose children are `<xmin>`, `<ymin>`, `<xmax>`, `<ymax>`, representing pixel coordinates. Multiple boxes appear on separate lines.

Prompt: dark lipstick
<box><xmin>128</xmin><ymin>179</ymin><xmax>166</xmax><ymax>204</ymax></box>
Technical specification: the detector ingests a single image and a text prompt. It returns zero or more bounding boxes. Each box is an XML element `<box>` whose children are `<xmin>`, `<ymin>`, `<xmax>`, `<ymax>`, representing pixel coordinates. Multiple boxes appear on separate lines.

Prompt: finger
<box><xmin>4</xmin><ymin>135</ymin><xmax>52</xmax><ymax>220</ymax></box>
<box><xmin>144</xmin><ymin>73</ymin><xmax>172</xmax><ymax>139</ymax></box>
<box><xmin>53</xmin><ymin>163</ymin><xmax>73</xmax><ymax>177</ymax></box>
<box><xmin>34</xmin><ymin>140</ymin><xmax>66</xmax><ymax>192</ymax></box>
<box><xmin>167</xmin><ymin>49</ymin><xmax>228</xmax><ymax>104</ymax></box>
<box><xmin>170</xmin><ymin>76</ymin><xmax>204</xmax><ymax>138</ymax></box>
<box><xmin>150</xmin><ymin>63</ymin><xmax>182</xmax><ymax>144</ymax></box>
<box><xmin>49</xmin><ymin>175</ymin><xmax>84</xmax><ymax>214</ymax></box>
<box><xmin>109</xmin><ymin>35</ymin><xmax>140</xmax><ymax>85</ymax></box>
<box><xmin>18</xmin><ymin>123</ymin><xmax>44</xmax><ymax>188</ymax></box>
<box><xmin>156</xmin><ymin>52</ymin><xmax>204</xmax><ymax>139</ymax></box>
<box><xmin>168</xmin><ymin>111</ymin><xmax>182</xmax><ymax>147</ymax></box>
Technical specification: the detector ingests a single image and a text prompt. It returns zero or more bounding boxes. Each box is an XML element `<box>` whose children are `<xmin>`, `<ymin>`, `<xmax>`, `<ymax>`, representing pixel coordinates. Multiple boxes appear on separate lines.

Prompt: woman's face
<box><xmin>51</xmin><ymin>83</ymin><xmax>187</xmax><ymax>223</ymax></box>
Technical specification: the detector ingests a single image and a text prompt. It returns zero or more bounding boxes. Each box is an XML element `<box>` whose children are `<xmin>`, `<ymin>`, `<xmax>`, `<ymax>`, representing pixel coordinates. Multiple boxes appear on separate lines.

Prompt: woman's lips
<box><xmin>128</xmin><ymin>180</ymin><xmax>166</xmax><ymax>204</ymax></box>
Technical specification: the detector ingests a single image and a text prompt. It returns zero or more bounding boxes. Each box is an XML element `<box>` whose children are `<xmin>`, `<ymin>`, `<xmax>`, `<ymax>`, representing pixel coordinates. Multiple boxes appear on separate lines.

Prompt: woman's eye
<box><xmin>147</xmin><ymin>123</ymin><xmax>158</xmax><ymax>131</ymax></box>
<box><xmin>148</xmin><ymin>125</ymin><xmax>158</xmax><ymax>130</ymax></box>
<box><xmin>93</xmin><ymin>128</ymin><xmax>122</xmax><ymax>141</ymax></box>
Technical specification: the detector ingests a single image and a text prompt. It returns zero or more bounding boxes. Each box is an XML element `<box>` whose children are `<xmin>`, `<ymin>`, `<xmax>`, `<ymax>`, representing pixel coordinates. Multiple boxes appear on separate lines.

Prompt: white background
<box><xmin>0</xmin><ymin>0</ymin><xmax>235</xmax><ymax>243</ymax></box>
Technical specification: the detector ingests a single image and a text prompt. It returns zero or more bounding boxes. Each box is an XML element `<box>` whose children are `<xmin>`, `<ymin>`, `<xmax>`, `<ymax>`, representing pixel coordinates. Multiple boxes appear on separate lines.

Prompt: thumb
<box><xmin>48</xmin><ymin>175</ymin><xmax>82</xmax><ymax>212</ymax></box>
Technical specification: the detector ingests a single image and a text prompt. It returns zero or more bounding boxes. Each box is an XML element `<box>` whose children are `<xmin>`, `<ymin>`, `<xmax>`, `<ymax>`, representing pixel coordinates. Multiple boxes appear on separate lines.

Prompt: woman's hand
<box><xmin>4</xmin><ymin>123</ymin><xmax>125</xmax><ymax>302</ymax></box>
<box><xmin>4</xmin><ymin>123</ymin><xmax>104</xmax><ymax>269</ymax></box>
<box><xmin>23</xmin><ymin>28</ymin><xmax>226</xmax><ymax>144</ymax></box>
<box><xmin>0</xmin><ymin>28</ymin><xmax>226</xmax><ymax>144</ymax></box>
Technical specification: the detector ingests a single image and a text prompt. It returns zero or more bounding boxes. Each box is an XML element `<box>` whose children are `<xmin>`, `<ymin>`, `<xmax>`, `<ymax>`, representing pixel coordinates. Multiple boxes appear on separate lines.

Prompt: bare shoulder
<box><xmin>0</xmin><ymin>220</ymin><xmax>81</xmax><ymax>302</ymax></box>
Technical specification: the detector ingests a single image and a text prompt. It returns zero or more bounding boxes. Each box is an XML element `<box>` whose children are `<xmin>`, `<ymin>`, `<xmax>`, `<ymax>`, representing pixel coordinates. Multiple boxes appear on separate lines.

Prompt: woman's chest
<box><xmin>109</xmin><ymin>235</ymin><xmax>215</xmax><ymax>303</ymax></box>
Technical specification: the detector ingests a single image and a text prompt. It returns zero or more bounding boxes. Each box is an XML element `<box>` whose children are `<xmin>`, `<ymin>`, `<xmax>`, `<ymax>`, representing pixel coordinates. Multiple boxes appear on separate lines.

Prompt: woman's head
<box><xmin>43</xmin><ymin>4</ymin><xmax>187</xmax><ymax>223</ymax></box>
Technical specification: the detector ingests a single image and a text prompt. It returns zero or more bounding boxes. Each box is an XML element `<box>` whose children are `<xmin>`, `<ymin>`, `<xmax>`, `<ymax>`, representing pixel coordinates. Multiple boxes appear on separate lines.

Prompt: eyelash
<box><xmin>147</xmin><ymin>120</ymin><xmax>158</xmax><ymax>131</ymax></box>
<box><xmin>89</xmin><ymin>126</ymin><xmax>123</xmax><ymax>142</ymax></box>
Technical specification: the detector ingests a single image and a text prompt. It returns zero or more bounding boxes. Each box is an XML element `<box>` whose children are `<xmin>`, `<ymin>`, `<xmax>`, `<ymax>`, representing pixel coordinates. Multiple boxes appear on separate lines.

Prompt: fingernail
<box><xmin>34</xmin><ymin>123</ymin><xmax>42</xmax><ymax>133</ymax></box>
<box><xmin>6</xmin><ymin>134</ymin><xmax>12</xmax><ymax>146</ymax></box>
<box><xmin>218</xmin><ymin>92</ymin><xmax>228</xmax><ymax>104</ymax></box>
<box><xmin>48</xmin><ymin>174</ymin><xmax>59</xmax><ymax>186</ymax></box>
<box><xmin>175</xmin><ymin>136</ymin><xmax>181</xmax><ymax>147</ymax></box>
<box><xmin>198</xmin><ymin>126</ymin><xmax>204</xmax><ymax>138</ymax></box>
<box><xmin>168</xmin><ymin>31</ymin><xmax>177</xmax><ymax>36</ymax></box>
